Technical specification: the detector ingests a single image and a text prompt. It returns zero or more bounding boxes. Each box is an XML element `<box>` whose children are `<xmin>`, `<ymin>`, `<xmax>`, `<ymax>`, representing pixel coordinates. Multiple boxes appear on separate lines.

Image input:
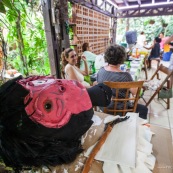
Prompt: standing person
<box><xmin>164</xmin><ymin>34</ymin><xmax>173</xmax><ymax>44</ymax></box>
<box><xmin>125</xmin><ymin>31</ymin><xmax>137</xmax><ymax>50</ymax></box>
<box><xmin>164</xmin><ymin>34</ymin><xmax>173</xmax><ymax>52</ymax></box>
<box><xmin>164</xmin><ymin>35</ymin><xmax>173</xmax><ymax>78</ymax></box>
<box><xmin>81</xmin><ymin>42</ymin><xmax>97</xmax><ymax>74</ymax></box>
<box><xmin>137</xmin><ymin>31</ymin><xmax>146</xmax><ymax>47</ymax></box>
<box><xmin>61</xmin><ymin>48</ymin><xmax>90</xmax><ymax>88</ymax></box>
<box><xmin>159</xmin><ymin>32</ymin><xmax>170</xmax><ymax>59</ymax></box>
<box><xmin>159</xmin><ymin>32</ymin><xmax>169</xmax><ymax>50</ymax></box>
<box><xmin>96</xmin><ymin>44</ymin><xmax>148</xmax><ymax>119</ymax></box>
<box><xmin>143</xmin><ymin>37</ymin><xmax>161</xmax><ymax>69</ymax></box>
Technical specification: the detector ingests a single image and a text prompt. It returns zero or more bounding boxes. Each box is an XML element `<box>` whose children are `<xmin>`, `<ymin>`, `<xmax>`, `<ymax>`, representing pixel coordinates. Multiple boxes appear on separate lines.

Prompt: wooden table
<box><xmin>151</xmin><ymin>125</ymin><xmax>173</xmax><ymax>173</ymax></box>
<box><xmin>125</xmin><ymin>56</ymin><xmax>145</xmax><ymax>81</ymax></box>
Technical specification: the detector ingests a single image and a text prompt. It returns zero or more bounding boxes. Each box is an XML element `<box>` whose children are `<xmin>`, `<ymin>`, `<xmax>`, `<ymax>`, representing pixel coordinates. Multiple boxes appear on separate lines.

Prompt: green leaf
<box><xmin>2</xmin><ymin>0</ymin><xmax>13</xmax><ymax>9</ymax></box>
<box><xmin>0</xmin><ymin>2</ymin><xmax>6</xmax><ymax>13</ymax></box>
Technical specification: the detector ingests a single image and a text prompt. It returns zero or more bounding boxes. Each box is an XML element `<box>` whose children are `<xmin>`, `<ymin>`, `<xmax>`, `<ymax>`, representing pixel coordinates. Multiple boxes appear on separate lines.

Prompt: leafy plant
<box><xmin>0</xmin><ymin>0</ymin><xmax>50</xmax><ymax>76</ymax></box>
<box><xmin>117</xmin><ymin>16</ymin><xmax>173</xmax><ymax>44</ymax></box>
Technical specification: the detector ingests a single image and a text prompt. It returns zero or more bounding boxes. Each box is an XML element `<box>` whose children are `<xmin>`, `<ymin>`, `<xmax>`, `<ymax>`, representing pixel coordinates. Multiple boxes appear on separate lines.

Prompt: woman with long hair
<box><xmin>61</xmin><ymin>48</ymin><xmax>90</xmax><ymax>88</ymax></box>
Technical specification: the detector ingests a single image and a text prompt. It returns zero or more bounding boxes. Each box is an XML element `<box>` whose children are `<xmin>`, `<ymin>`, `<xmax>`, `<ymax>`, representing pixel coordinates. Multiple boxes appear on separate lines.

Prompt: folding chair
<box><xmin>150</xmin><ymin>57</ymin><xmax>161</xmax><ymax>69</ymax></box>
<box><xmin>103</xmin><ymin>81</ymin><xmax>144</xmax><ymax>116</ymax></box>
<box><xmin>142</xmin><ymin>55</ymin><xmax>148</xmax><ymax>80</ymax></box>
<box><xmin>144</xmin><ymin>64</ymin><xmax>173</xmax><ymax>109</ymax></box>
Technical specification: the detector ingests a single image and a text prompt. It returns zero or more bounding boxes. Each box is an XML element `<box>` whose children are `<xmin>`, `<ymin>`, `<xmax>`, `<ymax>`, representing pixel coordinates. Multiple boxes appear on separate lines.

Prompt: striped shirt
<box><xmin>97</xmin><ymin>67</ymin><xmax>133</xmax><ymax>109</ymax></box>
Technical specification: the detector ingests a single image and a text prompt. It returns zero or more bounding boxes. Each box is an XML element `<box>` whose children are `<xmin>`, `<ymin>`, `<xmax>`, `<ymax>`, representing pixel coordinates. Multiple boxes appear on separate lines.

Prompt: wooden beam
<box><xmin>69</xmin><ymin>0</ymin><xmax>115</xmax><ymax>17</ymax></box>
<box><xmin>91</xmin><ymin>0</ymin><xmax>96</xmax><ymax>5</ymax></box>
<box><xmin>117</xmin><ymin>6</ymin><xmax>173</xmax><ymax>18</ymax></box>
<box><xmin>137</xmin><ymin>0</ymin><xmax>141</xmax><ymax>5</ymax></box>
<box><xmin>110</xmin><ymin>17</ymin><xmax>117</xmax><ymax>44</ymax></box>
<box><xmin>123</xmin><ymin>0</ymin><xmax>129</xmax><ymax>6</ymax></box>
<box><xmin>98</xmin><ymin>0</ymin><xmax>106</xmax><ymax>8</ymax></box>
<box><xmin>42</xmin><ymin>0</ymin><xmax>61</xmax><ymax>78</ymax></box>
<box><xmin>59</xmin><ymin>0</ymin><xmax>70</xmax><ymax>49</ymax></box>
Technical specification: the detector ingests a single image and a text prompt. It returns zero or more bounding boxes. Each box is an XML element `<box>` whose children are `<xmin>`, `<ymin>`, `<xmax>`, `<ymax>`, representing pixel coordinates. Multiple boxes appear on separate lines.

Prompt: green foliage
<box><xmin>0</xmin><ymin>2</ymin><xmax>6</xmax><ymax>14</ymax></box>
<box><xmin>0</xmin><ymin>0</ymin><xmax>14</xmax><ymax>13</ymax></box>
<box><xmin>68</xmin><ymin>2</ymin><xmax>72</xmax><ymax>18</ymax></box>
<box><xmin>69</xmin><ymin>26</ymin><xmax>74</xmax><ymax>40</ymax></box>
<box><xmin>117</xmin><ymin>16</ymin><xmax>173</xmax><ymax>44</ymax></box>
<box><xmin>0</xmin><ymin>0</ymin><xmax>50</xmax><ymax>76</ymax></box>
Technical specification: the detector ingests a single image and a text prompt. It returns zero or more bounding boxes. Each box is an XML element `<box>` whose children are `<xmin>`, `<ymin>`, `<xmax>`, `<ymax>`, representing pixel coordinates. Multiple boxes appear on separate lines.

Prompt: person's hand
<box><xmin>81</xmin><ymin>55</ymin><xmax>87</xmax><ymax>62</ymax></box>
<box><xmin>92</xmin><ymin>81</ymin><xmax>98</xmax><ymax>86</ymax></box>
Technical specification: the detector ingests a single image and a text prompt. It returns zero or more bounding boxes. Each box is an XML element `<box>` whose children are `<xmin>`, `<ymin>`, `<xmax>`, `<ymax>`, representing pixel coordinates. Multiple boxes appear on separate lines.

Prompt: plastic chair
<box><xmin>103</xmin><ymin>81</ymin><xmax>144</xmax><ymax>116</ymax></box>
<box><xmin>144</xmin><ymin>64</ymin><xmax>173</xmax><ymax>109</ymax></box>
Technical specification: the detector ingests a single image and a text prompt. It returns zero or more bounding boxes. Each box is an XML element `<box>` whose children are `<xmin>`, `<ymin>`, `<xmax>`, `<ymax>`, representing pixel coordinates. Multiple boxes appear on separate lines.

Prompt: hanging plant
<box><xmin>149</xmin><ymin>19</ymin><xmax>155</xmax><ymax>24</ymax></box>
<box><xmin>162</xmin><ymin>23</ymin><xmax>168</xmax><ymax>27</ymax></box>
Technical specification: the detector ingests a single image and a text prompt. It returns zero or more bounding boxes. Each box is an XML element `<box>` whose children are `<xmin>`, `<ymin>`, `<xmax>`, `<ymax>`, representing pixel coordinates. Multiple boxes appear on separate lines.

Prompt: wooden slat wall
<box><xmin>70</xmin><ymin>4</ymin><xmax>110</xmax><ymax>55</ymax></box>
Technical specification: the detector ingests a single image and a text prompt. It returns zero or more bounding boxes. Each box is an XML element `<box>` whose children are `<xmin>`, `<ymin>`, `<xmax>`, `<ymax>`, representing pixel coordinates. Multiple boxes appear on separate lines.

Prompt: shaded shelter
<box><xmin>41</xmin><ymin>0</ymin><xmax>173</xmax><ymax>78</ymax></box>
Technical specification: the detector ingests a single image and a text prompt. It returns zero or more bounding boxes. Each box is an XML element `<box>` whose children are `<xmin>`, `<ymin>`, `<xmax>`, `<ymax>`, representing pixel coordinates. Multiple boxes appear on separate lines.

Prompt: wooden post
<box><xmin>126</xmin><ymin>18</ymin><xmax>130</xmax><ymax>31</ymax></box>
<box><xmin>59</xmin><ymin>0</ymin><xmax>70</xmax><ymax>49</ymax></box>
<box><xmin>42</xmin><ymin>0</ymin><xmax>70</xmax><ymax>78</ymax></box>
<box><xmin>110</xmin><ymin>17</ymin><xmax>117</xmax><ymax>44</ymax></box>
<box><xmin>42</xmin><ymin>0</ymin><xmax>61</xmax><ymax>78</ymax></box>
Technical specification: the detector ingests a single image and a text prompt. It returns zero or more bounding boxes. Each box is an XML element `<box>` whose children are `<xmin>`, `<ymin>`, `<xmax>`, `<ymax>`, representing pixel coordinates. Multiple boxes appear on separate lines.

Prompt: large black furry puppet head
<box><xmin>0</xmin><ymin>76</ymin><xmax>112</xmax><ymax>172</ymax></box>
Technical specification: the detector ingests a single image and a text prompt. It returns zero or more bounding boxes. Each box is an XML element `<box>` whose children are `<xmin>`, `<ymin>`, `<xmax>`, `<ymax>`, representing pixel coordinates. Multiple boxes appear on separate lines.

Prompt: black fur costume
<box><xmin>0</xmin><ymin>76</ymin><xmax>112</xmax><ymax>172</ymax></box>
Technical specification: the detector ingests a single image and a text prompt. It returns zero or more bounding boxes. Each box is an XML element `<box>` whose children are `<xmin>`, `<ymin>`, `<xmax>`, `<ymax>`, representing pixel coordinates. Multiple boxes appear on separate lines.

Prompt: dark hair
<box><xmin>60</xmin><ymin>48</ymin><xmax>74</xmax><ymax>78</ymax></box>
<box><xmin>82</xmin><ymin>42</ymin><xmax>89</xmax><ymax>52</ymax></box>
<box><xmin>155</xmin><ymin>37</ymin><xmax>161</xmax><ymax>43</ymax></box>
<box><xmin>104</xmin><ymin>44</ymin><xmax>127</xmax><ymax>65</ymax></box>
<box><xmin>61</xmin><ymin>48</ymin><xmax>73</xmax><ymax>68</ymax></box>
<box><xmin>141</xmin><ymin>31</ymin><xmax>144</xmax><ymax>35</ymax></box>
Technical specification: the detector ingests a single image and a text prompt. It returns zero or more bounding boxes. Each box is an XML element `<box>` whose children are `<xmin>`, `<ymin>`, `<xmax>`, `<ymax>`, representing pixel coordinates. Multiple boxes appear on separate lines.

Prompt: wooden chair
<box><xmin>144</xmin><ymin>64</ymin><xmax>173</xmax><ymax>109</ymax></box>
<box><xmin>142</xmin><ymin>55</ymin><xmax>148</xmax><ymax>80</ymax></box>
<box><xmin>103</xmin><ymin>81</ymin><xmax>144</xmax><ymax>116</ymax></box>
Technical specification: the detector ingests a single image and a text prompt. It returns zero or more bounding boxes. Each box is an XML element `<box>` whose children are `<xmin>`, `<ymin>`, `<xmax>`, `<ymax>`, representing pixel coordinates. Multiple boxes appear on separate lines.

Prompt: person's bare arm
<box><xmin>77</xmin><ymin>56</ymin><xmax>89</xmax><ymax>76</ymax></box>
<box><xmin>143</xmin><ymin>42</ymin><xmax>154</xmax><ymax>50</ymax></box>
<box><xmin>130</xmin><ymin>88</ymin><xmax>138</xmax><ymax>96</ymax></box>
<box><xmin>92</xmin><ymin>81</ymin><xmax>98</xmax><ymax>86</ymax></box>
<box><xmin>164</xmin><ymin>35</ymin><xmax>173</xmax><ymax>45</ymax></box>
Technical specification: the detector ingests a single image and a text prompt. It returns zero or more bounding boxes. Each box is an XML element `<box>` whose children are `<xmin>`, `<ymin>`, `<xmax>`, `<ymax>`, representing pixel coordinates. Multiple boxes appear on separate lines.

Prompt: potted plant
<box><xmin>149</xmin><ymin>19</ymin><xmax>155</xmax><ymax>24</ymax></box>
<box><xmin>162</xmin><ymin>23</ymin><xmax>168</xmax><ymax>27</ymax></box>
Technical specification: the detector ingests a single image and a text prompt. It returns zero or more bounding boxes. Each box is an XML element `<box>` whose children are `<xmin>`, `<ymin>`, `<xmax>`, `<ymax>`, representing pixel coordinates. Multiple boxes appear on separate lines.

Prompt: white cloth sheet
<box><xmin>95</xmin><ymin>113</ymin><xmax>138</xmax><ymax>168</ymax></box>
<box><xmin>85</xmin><ymin>112</ymin><xmax>156</xmax><ymax>173</ymax></box>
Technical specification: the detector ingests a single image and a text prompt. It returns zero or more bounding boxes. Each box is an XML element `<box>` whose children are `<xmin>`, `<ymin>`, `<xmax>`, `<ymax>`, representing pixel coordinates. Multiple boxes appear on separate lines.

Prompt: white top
<box><xmin>94</xmin><ymin>54</ymin><xmax>107</xmax><ymax>72</ymax></box>
<box><xmin>65</xmin><ymin>64</ymin><xmax>90</xmax><ymax>87</ymax></box>
<box><xmin>137</xmin><ymin>34</ymin><xmax>146</xmax><ymax>47</ymax></box>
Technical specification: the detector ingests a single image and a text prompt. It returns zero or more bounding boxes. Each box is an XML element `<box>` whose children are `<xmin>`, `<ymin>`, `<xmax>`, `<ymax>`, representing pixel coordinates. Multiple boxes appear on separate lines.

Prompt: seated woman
<box><xmin>80</xmin><ymin>42</ymin><xmax>97</xmax><ymax>74</ymax></box>
<box><xmin>96</xmin><ymin>44</ymin><xmax>148</xmax><ymax>119</ymax></box>
<box><xmin>143</xmin><ymin>37</ymin><xmax>161</xmax><ymax>69</ymax></box>
<box><xmin>61</xmin><ymin>48</ymin><xmax>90</xmax><ymax>88</ymax></box>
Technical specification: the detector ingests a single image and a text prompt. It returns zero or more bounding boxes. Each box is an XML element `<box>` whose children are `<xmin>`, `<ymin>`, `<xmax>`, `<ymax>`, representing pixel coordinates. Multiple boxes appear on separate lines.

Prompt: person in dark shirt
<box><xmin>96</xmin><ymin>44</ymin><xmax>148</xmax><ymax>119</ymax></box>
<box><xmin>144</xmin><ymin>37</ymin><xmax>161</xmax><ymax>69</ymax></box>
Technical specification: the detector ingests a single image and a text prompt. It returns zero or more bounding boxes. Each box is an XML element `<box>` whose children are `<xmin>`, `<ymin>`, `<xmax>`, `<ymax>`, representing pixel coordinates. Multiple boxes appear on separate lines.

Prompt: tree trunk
<box><xmin>16</xmin><ymin>10</ymin><xmax>29</xmax><ymax>75</ymax></box>
<box><xmin>126</xmin><ymin>18</ymin><xmax>130</xmax><ymax>31</ymax></box>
